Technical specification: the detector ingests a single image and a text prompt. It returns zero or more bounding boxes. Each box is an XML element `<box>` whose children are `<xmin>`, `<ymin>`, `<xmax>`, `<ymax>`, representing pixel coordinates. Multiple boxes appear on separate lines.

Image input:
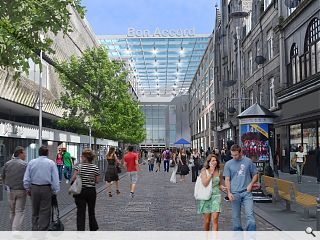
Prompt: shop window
<box><xmin>303</xmin><ymin>122</ymin><xmax>317</xmax><ymax>153</ymax></box>
<box><xmin>290</xmin><ymin>124</ymin><xmax>302</xmax><ymax>152</ymax></box>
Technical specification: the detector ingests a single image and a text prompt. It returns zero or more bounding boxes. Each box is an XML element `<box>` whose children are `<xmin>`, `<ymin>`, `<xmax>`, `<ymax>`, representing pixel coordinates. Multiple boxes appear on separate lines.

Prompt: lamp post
<box><xmin>236</xmin><ymin>26</ymin><xmax>242</xmax><ymax>145</ymax></box>
<box><xmin>229</xmin><ymin>5</ymin><xmax>248</xmax><ymax>146</ymax></box>
<box><xmin>38</xmin><ymin>34</ymin><xmax>44</xmax><ymax>147</ymax></box>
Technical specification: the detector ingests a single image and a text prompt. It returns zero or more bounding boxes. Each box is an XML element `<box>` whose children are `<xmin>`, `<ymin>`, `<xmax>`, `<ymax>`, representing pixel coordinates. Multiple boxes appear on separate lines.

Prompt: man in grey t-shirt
<box><xmin>223</xmin><ymin>144</ymin><xmax>258</xmax><ymax>231</ymax></box>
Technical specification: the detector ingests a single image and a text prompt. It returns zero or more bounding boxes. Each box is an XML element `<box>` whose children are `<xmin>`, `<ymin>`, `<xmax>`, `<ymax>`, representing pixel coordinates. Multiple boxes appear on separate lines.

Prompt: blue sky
<box><xmin>81</xmin><ymin>0</ymin><xmax>217</xmax><ymax>35</ymax></box>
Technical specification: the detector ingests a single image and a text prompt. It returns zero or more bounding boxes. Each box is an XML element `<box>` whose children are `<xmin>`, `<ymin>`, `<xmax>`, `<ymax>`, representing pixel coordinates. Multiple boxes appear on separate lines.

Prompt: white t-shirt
<box><xmin>296</xmin><ymin>151</ymin><xmax>306</xmax><ymax>163</ymax></box>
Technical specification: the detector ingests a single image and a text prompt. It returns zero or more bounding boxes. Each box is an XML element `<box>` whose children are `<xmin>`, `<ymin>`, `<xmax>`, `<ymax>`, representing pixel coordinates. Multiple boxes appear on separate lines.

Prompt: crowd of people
<box><xmin>2</xmin><ymin>142</ymin><xmax>260</xmax><ymax>232</ymax></box>
<box><xmin>1</xmin><ymin>144</ymin><xmax>140</xmax><ymax>231</ymax></box>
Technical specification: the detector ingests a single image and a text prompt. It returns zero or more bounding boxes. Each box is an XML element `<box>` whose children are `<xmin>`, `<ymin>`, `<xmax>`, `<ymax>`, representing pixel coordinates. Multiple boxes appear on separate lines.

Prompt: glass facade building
<box><xmin>99</xmin><ymin>33</ymin><xmax>209</xmax><ymax>148</ymax></box>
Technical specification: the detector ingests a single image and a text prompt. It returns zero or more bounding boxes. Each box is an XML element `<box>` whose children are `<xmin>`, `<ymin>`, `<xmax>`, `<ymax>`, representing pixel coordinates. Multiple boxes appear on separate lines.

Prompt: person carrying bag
<box><xmin>69</xmin><ymin>164</ymin><xmax>82</xmax><ymax>195</ymax></box>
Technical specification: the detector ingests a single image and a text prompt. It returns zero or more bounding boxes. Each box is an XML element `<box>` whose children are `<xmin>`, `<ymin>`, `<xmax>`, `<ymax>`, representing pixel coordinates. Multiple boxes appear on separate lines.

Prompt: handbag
<box><xmin>48</xmin><ymin>196</ymin><xmax>64</xmax><ymax>231</ymax></box>
<box><xmin>194</xmin><ymin>170</ymin><xmax>212</xmax><ymax>200</ymax></box>
<box><xmin>116</xmin><ymin>165</ymin><xmax>121</xmax><ymax>173</ymax></box>
<box><xmin>169</xmin><ymin>159</ymin><xmax>175</xmax><ymax>167</ymax></box>
<box><xmin>188</xmin><ymin>159</ymin><xmax>195</xmax><ymax>168</ymax></box>
<box><xmin>69</xmin><ymin>164</ymin><xmax>82</xmax><ymax>195</ymax></box>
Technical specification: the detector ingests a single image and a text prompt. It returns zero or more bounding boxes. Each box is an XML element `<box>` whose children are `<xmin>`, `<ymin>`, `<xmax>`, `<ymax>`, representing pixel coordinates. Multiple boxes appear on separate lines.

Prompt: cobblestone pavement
<box><xmin>62</xmin><ymin>163</ymin><xmax>278</xmax><ymax>231</ymax></box>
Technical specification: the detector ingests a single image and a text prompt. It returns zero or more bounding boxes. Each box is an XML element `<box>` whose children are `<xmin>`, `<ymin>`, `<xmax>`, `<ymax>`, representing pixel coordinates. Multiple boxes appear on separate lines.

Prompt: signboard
<box><xmin>127</xmin><ymin>27</ymin><xmax>196</xmax><ymax>38</ymax></box>
<box><xmin>240</xmin><ymin>123</ymin><xmax>270</xmax><ymax>161</ymax></box>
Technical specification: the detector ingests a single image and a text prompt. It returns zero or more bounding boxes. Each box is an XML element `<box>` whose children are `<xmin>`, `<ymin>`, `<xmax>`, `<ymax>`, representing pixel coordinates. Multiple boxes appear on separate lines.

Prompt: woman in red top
<box><xmin>55</xmin><ymin>148</ymin><xmax>63</xmax><ymax>182</ymax></box>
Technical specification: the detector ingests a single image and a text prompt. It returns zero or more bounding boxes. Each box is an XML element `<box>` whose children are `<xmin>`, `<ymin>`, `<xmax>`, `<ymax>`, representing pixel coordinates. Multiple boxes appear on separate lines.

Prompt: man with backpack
<box><xmin>162</xmin><ymin>148</ymin><xmax>171</xmax><ymax>172</ymax></box>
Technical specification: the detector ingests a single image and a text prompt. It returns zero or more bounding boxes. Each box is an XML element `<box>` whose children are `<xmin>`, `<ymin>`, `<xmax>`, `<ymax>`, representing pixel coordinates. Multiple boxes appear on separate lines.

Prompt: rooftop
<box><xmin>98</xmin><ymin>32</ymin><xmax>210</xmax><ymax>99</ymax></box>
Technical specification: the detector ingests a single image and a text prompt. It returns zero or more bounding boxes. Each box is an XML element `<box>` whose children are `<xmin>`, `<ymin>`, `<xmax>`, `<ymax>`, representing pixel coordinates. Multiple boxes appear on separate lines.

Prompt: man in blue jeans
<box><xmin>162</xmin><ymin>148</ymin><xmax>171</xmax><ymax>172</ymax></box>
<box><xmin>223</xmin><ymin>144</ymin><xmax>258</xmax><ymax>231</ymax></box>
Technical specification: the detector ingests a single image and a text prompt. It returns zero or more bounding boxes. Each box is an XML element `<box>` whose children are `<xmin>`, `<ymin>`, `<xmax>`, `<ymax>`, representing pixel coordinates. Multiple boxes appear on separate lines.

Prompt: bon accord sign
<box><xmin>127</xmin><ymin>27</ymin><xmax>196</xmax><ymax>38</ymax></box>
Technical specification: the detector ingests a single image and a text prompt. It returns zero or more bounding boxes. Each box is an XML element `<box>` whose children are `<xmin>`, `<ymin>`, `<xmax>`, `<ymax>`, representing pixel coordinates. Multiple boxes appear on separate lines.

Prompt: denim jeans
<box><xmin>296</xmin><ymin>162</ymin><xmax>304</xmax><ymax>183</ymax></box>
<box><xmin>149</xmin><ymin>164</ymin><xmax>154</xmax><ymax>172</ymax></box>
<box><xmin>231</xmin><ymin>191</ymin><xmax>256</xmax><ymax>231</ymax></box>
<box><xmin>163</xmin><ymin>160</ymin><xmax>169</xmax><ymax>172</ymax></box>
<box><xmin>64</xmin><ymin>166</ymin><xmax>72</xmax><ymax>181</ymax></box>
<box><xmin>57</xmin><ymin>165</ymin><xmax>63</xmax><ymax>181</ymax></box>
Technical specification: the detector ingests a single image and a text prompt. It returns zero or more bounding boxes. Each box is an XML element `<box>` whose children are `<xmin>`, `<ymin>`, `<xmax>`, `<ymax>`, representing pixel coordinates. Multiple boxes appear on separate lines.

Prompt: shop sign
<box><xmin>127</xmin><ymin>27</ymin><xmax>196</xmax><ymax>38</ymax></box>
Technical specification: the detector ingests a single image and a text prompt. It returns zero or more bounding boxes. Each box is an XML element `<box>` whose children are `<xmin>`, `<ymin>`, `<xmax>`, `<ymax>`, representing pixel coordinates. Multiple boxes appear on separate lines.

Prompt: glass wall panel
<box><xmin>290</xmin><ymin>124</ymin><xmax>302</xmax><ymax>152</ymax></box>
<box><xmin>303</xmin><ymin>121</ymin><xmax>317</xmax><ymax>153</ymax></box>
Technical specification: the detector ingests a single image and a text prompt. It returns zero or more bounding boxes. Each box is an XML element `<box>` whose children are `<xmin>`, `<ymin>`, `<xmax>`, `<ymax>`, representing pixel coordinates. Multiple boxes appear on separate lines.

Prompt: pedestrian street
<box><xmin>62</xmin><ymin>163</ymin><xmax>278</xmax><ymax>231</ymax></box>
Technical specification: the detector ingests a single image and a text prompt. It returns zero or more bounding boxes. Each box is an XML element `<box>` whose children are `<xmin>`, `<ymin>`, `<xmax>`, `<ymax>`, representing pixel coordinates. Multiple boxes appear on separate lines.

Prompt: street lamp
<box><xmin>38</xmin><ymin>34</ymin><xmax>45</xmax><ymax>147</ymax></box>
<box><xmin>229</xmin><ymin>6</ymin><xmax>248</xmax><ymax>146</ymax></box>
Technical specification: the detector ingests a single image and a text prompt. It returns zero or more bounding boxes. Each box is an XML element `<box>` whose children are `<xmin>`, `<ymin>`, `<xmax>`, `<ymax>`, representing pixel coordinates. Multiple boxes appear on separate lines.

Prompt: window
<box><xmin>267</xmin><ymin>30</ymin><xmax>273</xmax><ymax>60</ymax></box>
<box><xmin>269</xmin><ymin>78</ymin><xmax>275</xmax><ymax>108</ymax></box>
<box><xmin>264</xmin><ymin>0</ymin><xmax>272</xmax><ymax>10</ymax></box>
<box><xmin>257</xmin><ymin>83</ymin><xmax>262</xmax><ymax>104</ymax></box>
<box><xmin>301</xmin><ymin>18</ymin><xmax>320</xmax><ymax>80</ymax></box>
<box><xmin>245</xmin><ymin>11</ymin><xmax>252</xmax><ymax>34</ymax></box>
<box><xmin>289</xmin><ymin>44</ymin><xmax>300</xmax><ymax>85</ymax></box>
<box><xmin>249</xmin><ymin>90</ymin><xmax>253</xmax><ymax>106</ymax></box>
<box><xmin>302</xmin><ymin>122</ymin><xmax>317</xmax><ymax>153</ymax></box>
<box><xmin>248</xmin><ymin>51</ymin><xmax>253</xmax><ymax>75</ymax></box>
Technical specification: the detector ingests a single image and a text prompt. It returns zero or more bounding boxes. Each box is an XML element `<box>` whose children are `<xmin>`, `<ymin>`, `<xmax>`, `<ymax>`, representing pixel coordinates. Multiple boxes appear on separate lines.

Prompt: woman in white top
<box><xmin>170</xmin><ymin>148</ymin><xmax>178</xmax><ymax>183</ymax></box>
<box><xmin>295</xmin><ymin>146</ymin><xmax>306</xmax><ymax>183</ymax></box>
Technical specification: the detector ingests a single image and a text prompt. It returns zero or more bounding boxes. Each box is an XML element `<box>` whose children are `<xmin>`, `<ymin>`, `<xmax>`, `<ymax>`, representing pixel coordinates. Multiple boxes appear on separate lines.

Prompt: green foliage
<box><xmin>57</xmin><ymin>46</ymin><xmax>146</xmax><ymax>144</ymax></box>
<box><xmin>0</xmin><ymin>0</ymin><xmax>85</xmax><ymax>76</ymax></box>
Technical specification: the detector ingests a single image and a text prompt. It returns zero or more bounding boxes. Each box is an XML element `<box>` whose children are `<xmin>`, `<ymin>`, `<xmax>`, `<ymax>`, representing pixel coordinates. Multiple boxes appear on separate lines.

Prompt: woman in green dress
<box><xmin>197</xmin><ymin>154</ymin><xmax>226</xmax><ymax>231</ymax></box>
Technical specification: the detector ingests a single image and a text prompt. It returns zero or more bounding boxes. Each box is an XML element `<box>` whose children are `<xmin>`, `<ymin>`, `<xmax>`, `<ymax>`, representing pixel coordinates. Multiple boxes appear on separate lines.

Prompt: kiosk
<box><xmin>238</xmin><ymin>103</ymin><xmax>277</xmax><ymax>202</ymax></box>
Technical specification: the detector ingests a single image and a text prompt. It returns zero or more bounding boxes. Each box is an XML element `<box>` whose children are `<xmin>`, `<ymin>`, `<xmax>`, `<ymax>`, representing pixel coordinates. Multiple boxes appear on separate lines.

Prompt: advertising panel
<box><xmin>240</xmin><ymin>123</ymin><xmax>270</xmax><ymax>161</ymax></box>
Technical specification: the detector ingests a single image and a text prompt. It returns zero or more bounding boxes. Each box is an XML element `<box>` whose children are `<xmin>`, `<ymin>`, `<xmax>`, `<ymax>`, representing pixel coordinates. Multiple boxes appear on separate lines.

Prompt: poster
<box><xmin>240</xmin><ymin>123</ymin><xmax>269</xmax><ymax>161</ymax></box>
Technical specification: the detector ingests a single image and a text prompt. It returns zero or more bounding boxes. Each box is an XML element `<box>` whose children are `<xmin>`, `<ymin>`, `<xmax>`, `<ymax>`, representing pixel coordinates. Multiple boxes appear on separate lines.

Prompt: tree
<box><xmin>0</xmin><ymin>0</ymin><xmax>84</xmax><ymax>75</ymax></box>
<box><xmin>57</xmin><ymin>46</ymin><xmax>146</xmax><ymax>146</ymax></box>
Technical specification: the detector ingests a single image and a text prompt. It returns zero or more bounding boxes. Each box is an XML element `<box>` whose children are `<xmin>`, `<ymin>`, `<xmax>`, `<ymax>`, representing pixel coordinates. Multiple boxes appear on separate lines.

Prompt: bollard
<box><xmin>317</xmin><ymin>196</ymin><xmax>320</xmax><ymax>231</ymax></box>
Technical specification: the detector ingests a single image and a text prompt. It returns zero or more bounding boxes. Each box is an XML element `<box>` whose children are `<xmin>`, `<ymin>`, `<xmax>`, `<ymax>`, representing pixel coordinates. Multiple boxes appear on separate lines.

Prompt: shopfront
<box><xmin>287</xmin><ymin>120</ymin><xmax>320</xmax><ymax>177</ymax></box>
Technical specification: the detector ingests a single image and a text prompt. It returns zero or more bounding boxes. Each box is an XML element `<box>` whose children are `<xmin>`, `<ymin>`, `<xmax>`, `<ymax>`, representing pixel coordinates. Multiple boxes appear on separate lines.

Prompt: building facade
<box><xmin>210</xmin><ymin>0</ymin><xmax>319</xmax><ymax>177</ymax></box>
<box><xmin>189</xmin><ymin>35</ymin><xmax>216</xmax><ymax>151</ymax></box>
<box><xmin>140</xmin><ymin>95</ymin><xmax>190</xmax><ymax>149</ymax></box>
<box><xmin>274</xmin><ymin>0</ymin><xmax>320</xmax><ymax>176</ymax></box>
<box><xmin>0</xmin><ymin>6</ymin><xmax>117</xmax><ymax>168</ymax></box>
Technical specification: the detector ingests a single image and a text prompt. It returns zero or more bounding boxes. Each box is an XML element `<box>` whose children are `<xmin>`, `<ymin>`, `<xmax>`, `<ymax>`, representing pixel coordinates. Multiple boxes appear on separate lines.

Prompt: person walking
<box><xmin>155</xmin><ymin>151</ymin><xmax>161</xmax><ymax>172</ymax></box>
<box><xmin>273</xmin><ymin>148</ymin><xmax>280</xmax><ymax>178</ymax></box>
<box><xmin>62</xmin><ymin>148</ymin><xmax>73</xmax><ymax>184</ymax></box>
<box><xmin>23</xmin><ymin>146</ymin><xmax>60</xmax><ymax>231</ymax></box>
<box><xmin>178</xmin><ymin>148</ymin><xmax>189</xmax><ymax>182</ymax></box>
<box><xmin>170</xmin><ymin>149</ymin><xmax>178</xmax><ymax>183</ymax></box>
<box><xmin>197</xmin><ymin>154</ymin><xmax>226</xmax><ymax>231</ymax></box>
<box><xmin>162</xmin><ymin>148</ymin><xmax>171</xmax><ymax>172</ymax></box>
<box><xmin>71</xmin><ymin>148</ymin><xmax>100</xmax><ymax>231</ymax></box>
<box><xmin>147</xmin><ymin>150</ymin><xmax>155</xmax><ymax>172</ymax></box>
<box><xmin>105</xmin><ymin>146</ymin><xmax>120</xmax><ymax>197</ymax></box>
<box><xmin>223</xmin><ymin>144</ymin><xmax>258</xmax><ymax>231</ymax></box>
<box><xmin>191</xmin><ymin>149</ymin><xmax>201</xmax><ymax>182</ymax></box>
<box><xmin>2</xmin><ymin>146</ymin><xmax>27</xmax><ymax>231</ymax></box>
<box><xmin>294</xmin><ymin>146</ymin><xmax>307</xmax><ymax>184</ymax></box>
<box><xmin>124</xmin><ymin>146</ymin><xmax>139</xmax><ymax>198</ymax></box>
<box><xmin>55</xmin><ymin>148</ymin><xmax>63</xmax><ymax>183</ymax></box>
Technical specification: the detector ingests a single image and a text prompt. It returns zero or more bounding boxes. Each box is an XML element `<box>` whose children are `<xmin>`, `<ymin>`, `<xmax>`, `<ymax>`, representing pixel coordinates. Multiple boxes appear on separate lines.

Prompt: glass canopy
<box><xmin>98</xmin><ymin>34</ymin><xmax>210</xmax><ymax>98</ymax></box>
